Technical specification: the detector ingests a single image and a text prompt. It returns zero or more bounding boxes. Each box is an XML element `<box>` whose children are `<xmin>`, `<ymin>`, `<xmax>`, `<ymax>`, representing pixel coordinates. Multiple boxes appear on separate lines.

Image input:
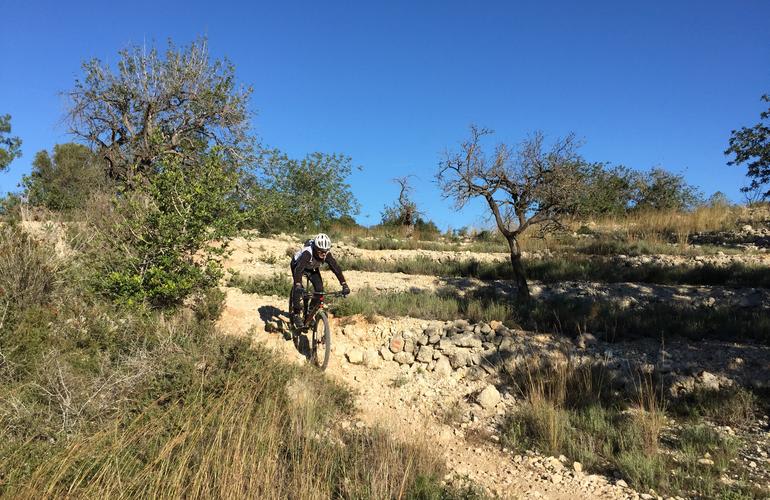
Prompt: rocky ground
<box><xmin>216</xmin><ymin>233</ymin><xmax>770</xmax><ymax>499</ymax></box>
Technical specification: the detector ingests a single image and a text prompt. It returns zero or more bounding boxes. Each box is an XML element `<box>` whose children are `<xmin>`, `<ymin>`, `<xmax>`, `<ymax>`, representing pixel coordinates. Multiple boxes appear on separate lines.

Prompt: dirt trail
<box><xmin>216</xmin><ymin>287</ymin><xmax>634</xmax><ymax>499</ymax></box>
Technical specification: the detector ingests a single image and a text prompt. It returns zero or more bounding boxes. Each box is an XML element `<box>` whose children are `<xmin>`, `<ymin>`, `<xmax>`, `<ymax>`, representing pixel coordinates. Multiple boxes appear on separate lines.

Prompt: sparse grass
<box><xmin>339</xmin><ymin>254</ymin><xmax>770</xmax><ymax>288</ymax></box>
<box><xmin>227</xmin><ymin>271</ymin><xmax>291</xmax><ymax>296</ymax></box>
<box><xmin>671</xmin><ymin>386</ymin><xmax>758</xmax><ymax>428</ymax></box>
<box><xmin>329</xmin><ymin>287</ymin><xmax>513</xmax><ymax>324</ymax></box>
<box><xmin>500</xmin><ymin>361</ymin><xmax>763</xmax><ymax>498</ymax></box>
<box><xmin>326</xmin><ymin>287</ymin><xmax>770</xmax><ymax>344</ymax></box>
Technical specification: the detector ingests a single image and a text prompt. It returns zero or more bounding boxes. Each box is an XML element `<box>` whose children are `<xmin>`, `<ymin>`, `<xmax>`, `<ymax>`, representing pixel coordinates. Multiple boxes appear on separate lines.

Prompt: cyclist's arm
<box><xmin>292</xmin><ymin>252</ymin><xmax>311</xmax><ymax>285</ymax></box>
<box><xmin>325</xmin><ymin>253</ymin><xmax>347</xmax><ymax>285</ymax></box>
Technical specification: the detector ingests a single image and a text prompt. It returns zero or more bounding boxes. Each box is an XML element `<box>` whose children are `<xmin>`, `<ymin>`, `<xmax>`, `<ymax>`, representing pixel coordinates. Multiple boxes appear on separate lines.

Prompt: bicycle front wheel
<box><xmin>311</xmin><ymin>310</ymin><xmax>331</xmax><ymax>370</ymax></box>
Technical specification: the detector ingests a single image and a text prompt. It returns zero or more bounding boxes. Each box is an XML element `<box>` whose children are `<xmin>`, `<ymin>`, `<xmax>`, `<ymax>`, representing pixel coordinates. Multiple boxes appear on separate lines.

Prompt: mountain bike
<box><xmin>288</xmin><ymin>277</ymin><xmax>347</xmax><ymax>370</ymax></box>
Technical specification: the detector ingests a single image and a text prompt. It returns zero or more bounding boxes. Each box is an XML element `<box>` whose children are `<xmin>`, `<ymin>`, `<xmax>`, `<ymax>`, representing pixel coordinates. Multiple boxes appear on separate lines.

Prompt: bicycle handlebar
<box><xmin>303</xmin><ymin>291</ymin><xmax>348</xmax><ymax>298</ymax></box>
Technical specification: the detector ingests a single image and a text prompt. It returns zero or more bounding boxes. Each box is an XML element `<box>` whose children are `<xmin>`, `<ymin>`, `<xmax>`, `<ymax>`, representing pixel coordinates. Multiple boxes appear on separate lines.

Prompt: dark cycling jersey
<box><xmin>290</xmin><ymin>242</ymin><xmax>346</xmax><ymax>286</ymax></box>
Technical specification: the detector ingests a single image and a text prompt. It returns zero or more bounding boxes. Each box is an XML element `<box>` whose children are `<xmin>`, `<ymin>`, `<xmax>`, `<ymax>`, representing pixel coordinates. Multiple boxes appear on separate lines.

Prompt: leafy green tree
<box><xmin>22</xmin><ymin>143</ymin><xmax>104</xmax><ymax>211</ymax></box>
<box><xmin>574</xmin><ymin>163</ymin><xmax>639</xmax><ymax>217</ymax></box>
<box><xmin>0</xmin><ymin>114</ymin><xmax>22</xmax><ymax>172</ymax></box>
<box><xmin>725</xmin><ymin>94</ymin><xmax>770</xmax><ymax>199</ymax></box>
<box><xmin>95</xmin><ymin>148</ymin><xmax>241</xmax><ymax>307</ymax></box>
<box><xmin>244</xmin><ymin>150</ymin><xmax>359</xmax><ymax>232</ymax></box>
<box><xmin>66</xmin><ymin>38</ymin><xmax>254</xmax><ymax>186</ymax></box>
<box><xmin>632</xmin><ymin>168</ymin><xmax>702</xmax><ymax>211</ymax></box>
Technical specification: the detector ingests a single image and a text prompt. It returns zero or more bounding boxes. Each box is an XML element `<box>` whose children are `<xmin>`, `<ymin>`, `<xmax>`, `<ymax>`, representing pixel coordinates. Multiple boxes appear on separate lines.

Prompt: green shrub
<box><xmin>88</xmin><ymin>149</ymin><xmax>240</xmax><ymax>308</ymax></box>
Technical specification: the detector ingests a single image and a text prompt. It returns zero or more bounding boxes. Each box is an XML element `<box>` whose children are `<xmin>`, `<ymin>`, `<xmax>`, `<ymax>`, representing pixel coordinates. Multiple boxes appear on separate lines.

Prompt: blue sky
<box><xmin>1</xmin><ymin>0</ymin><xmax>769</xmax><ymax>229</ymax></box>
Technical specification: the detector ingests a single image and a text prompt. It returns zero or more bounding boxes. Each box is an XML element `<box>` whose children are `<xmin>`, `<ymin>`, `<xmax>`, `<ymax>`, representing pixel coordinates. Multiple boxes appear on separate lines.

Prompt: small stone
<box><xmin>748</xmin><ymin>461</ymin><xmax>757</xmax><ymax>468</ymax></box>
<box><xmin>616</xmin><ymin>479</ymin><xmax>628</xmax><ymax>488</ymax></box>
<box><xmin>417</xmin><ymin>335</ymin><xmax>429</xmax><ymax>346</ymax></box>
<box><xmin>429</xmin><ymin>334</ymin><xmax>441</xmax><ymax>344</ymax></box>
<box><xmin>550</xmin><ymin>474</ymin><xmax>562</xmax><ymax>484</ymax></box>
<box><xmin>697</xmin><ymin>458</ymin><xmax>714</xmax><ymax>467</ymax></box>
<box><xmin>380</xmin><ymin>346</ymin><xmax>394</xmax><ymax>362</ymax></box>
<box><xmin>477</xmin><ymin>384</ymin><xmax>501</xmax><ymax>409</ymax></box>
<box><xmin>641</xmin><ymin>494</ymin><xmax>654</xmax><ymax>500</ymax></box>
<box><xmin>346</xmin><ymin>348</ymin><xmax>364</xmax><ymax>364</ymax></box>
<box><xmin>573</xmin><ymin>461</ymin><xmax>583</xmax><ymax>473</ymax></box>
<box><xmin>404</xmin><ymin>339</ymin><xmax>415</xmax><ymax>353</ymax></box>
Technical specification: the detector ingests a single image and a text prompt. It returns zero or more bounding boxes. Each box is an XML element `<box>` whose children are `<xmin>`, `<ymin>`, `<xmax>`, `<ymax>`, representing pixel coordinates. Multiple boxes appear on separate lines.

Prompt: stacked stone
<box><xmin>380</xmin><ymin>319</ymin><xmax>514</xmax><ymax>376</ymax></box>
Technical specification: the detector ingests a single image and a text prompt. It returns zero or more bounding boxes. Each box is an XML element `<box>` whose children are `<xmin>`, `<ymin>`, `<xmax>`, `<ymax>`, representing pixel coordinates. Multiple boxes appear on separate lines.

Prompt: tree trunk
<box><xmin>506</xmin><ymin>235</ymin><xmax>530</xmax><ymax>302</ymax></box>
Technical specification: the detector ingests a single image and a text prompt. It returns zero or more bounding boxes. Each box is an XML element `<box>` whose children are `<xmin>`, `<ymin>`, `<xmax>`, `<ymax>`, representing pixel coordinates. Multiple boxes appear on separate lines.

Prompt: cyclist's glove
<box><xmin>341</xmin><ymin>283</ymin><xmax>350</xmax><ymax>296</ymax></box>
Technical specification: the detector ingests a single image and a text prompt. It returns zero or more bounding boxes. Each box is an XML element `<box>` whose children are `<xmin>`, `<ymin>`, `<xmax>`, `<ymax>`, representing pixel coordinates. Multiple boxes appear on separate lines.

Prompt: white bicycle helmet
<box><xmin>313</xmin><ymin>233</ymin><xmax>332</xmax><ymax>251</ymax></box>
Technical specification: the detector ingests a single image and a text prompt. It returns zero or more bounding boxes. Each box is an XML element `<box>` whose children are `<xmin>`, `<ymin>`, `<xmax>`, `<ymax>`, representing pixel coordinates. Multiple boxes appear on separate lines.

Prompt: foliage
<box><xmin>726</xmin><ymin>93</ymin><xmax>770</xmax><ymax>199</ymax></box>
<box><xmin>0</xmin><ymin>225</ymin><xmax>62</xmax><ymax>331</ymax></box>
<box><xmin>227</xmin><ymin>272</ymin><xmax>291</xmax><ymax>296</ymax></box>
<box><xmin>65</xmin><ymin>37</ymin><xmax>254</xmax><ymax>186</ymax></box>
<box><xmin>573</xmin><ymin>163</ymin><xmax>638</xmax><ymax>217</ymax></box>
<box><xmin>438</xmin><ymin>126</ymin><xmax>589</xmax><ymax>299</ymax></box>
<box><xmin>242</xmin><ymin>149</ymin><xmax>359</xmax><ymax>232</ymax></box>
<box><xmin>1</xmin><ymin>227</ymin><xmax>455</xmax><ymax>499</ymax></box>
<box><xmin>500</xmin><ymin>362</ymin><xmax>758</xmax><ymax>497</ymax></box>
<box><xmin>0</xmin><ymin>114</ymin><xmax>22</xmax><ymax>172</ymax></box>
<box><xmin>22</xmin><ymin>143</ymin><xmax>105</xmax><ymax>211</ymax></box>
<box><xmin>632</xmin><ymin>167</ymin><xmax>703</xmax><ymax>211</ymax></box>
<box><xmin>91</xmin><ymin>149</ymin><xmax>240</xmax><ymax>307</ymax></box>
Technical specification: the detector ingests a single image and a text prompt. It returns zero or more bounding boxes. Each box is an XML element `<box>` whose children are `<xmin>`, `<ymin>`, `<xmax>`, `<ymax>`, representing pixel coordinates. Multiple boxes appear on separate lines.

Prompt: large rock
<box><xmin>454</xmin><ymin>334</ymin><xmax>483</xmax><ymax>349</ymax></box>
<box><xmin>434</xmin><ymin>356</ymin><xmax>452</xmax><ymax>376</ymax></box>
<box><xmin>346</xmin><ymin>348</ymin><xmax>364</xmax><ymax>365</ymax></box>
<box><xmin>389</xmin><ymin>335</ymin><xmax>404</xmax><ymax>353</ymax></box>
<box><xmin>477</xmin><ymin>384</ymin><xmax>501</xmax><ymax>409</ymax></box>
<box><xmin>363</xmin><ymin>349</ymin><xmax>382</xmax><ymax>368</ymax></box>
<box><xmin>416</xmin><ymin>345</ymin><xmax>434</xmax><ymax>363</ymax></box>
<box><xmin>380</xmin><ymin>346</ymin><xmax>394</xmax><ymax>362</ymax></box>
<box><xmin>449</xmin><ymin>350</ymin><xmax>471</xmax><ymax>369</ymax></box>
<box><xmin>394</xmin><ymin>351</ymin><xmax>415</xmax><ymax>365</ymax></box>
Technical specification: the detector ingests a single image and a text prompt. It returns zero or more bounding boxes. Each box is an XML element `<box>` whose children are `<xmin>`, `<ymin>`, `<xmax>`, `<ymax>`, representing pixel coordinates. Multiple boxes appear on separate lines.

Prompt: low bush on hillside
<box><xmin>500</xmin><ymin>362</ymin><xmax>763</xmax><ymax>498</ymax></box>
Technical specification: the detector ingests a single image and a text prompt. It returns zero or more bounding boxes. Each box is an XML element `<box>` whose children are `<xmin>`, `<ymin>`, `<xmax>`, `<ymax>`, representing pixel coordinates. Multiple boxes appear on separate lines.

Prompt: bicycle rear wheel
<box><xmin>310</xmin><ymin>310</ymin><xmax>331</xmax><ymax>370</ymax></box>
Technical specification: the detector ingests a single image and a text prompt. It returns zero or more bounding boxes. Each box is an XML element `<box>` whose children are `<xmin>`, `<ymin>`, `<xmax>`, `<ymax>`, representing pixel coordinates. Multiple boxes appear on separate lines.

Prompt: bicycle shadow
<box><xmin>257</xmin><ymin>304</ymin><xmax>313</xmax><ymax>360</ymax></box>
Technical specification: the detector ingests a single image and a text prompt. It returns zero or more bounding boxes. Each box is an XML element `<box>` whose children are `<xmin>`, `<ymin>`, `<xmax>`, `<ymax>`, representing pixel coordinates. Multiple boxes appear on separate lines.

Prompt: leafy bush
<box><xmin>90</xmin><ymin>150</ymin><xmax>240</xmax><ymax>308</ymax></box>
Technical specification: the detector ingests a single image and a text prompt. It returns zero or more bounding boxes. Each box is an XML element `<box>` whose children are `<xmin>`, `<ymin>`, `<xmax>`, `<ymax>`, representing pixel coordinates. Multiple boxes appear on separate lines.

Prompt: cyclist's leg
<box><xmin>289</xmin><ymin>262</ymin><xmax>304</xmax><ymax>327</ymax></box>
<box><xmin>307</xmin><ymin>269</ymin><xmax>324</xmax><ymax>309</ymax></box>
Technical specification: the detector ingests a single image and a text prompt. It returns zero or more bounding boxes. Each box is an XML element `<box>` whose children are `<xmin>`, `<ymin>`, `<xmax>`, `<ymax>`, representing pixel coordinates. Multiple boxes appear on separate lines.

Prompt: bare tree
<box><xmin>437</xmin><ymin>126</ymin><xmax>587</xmax><ymax>301</ymax></box>
<box><xmin>381</xmin><ymin>176</ymin><xmax>420</xmax><ymax>232</ymax></box>
<box><xmin>65</xmin><ymin>38</ymin><xmax>254</xmax><ymax>186</ymax></box>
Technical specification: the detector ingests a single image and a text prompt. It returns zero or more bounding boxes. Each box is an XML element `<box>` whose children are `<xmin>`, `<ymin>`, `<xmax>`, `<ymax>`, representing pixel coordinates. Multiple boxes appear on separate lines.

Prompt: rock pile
<box><xmin>377</xmin><ymin>319</ymin><xmax>508</xmax><ymax>376</ymax></box>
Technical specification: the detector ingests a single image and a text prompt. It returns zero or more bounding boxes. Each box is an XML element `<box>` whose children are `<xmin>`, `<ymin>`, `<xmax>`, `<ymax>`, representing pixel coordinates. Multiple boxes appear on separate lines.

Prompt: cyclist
<box><xmin>290</xmin><ymin>233</ymin><xmax>350</xmax><ymax>329</ymax></box>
